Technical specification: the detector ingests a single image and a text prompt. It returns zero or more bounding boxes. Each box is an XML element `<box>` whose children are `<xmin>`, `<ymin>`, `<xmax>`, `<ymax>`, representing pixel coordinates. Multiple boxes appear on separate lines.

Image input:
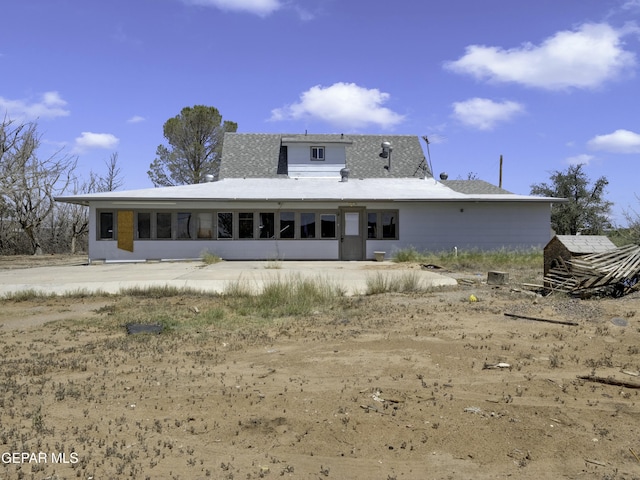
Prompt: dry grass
<box><xmin>2</xmin><ymin>258</ymin><xmax>640</xmax><ymax>479</ymax></box>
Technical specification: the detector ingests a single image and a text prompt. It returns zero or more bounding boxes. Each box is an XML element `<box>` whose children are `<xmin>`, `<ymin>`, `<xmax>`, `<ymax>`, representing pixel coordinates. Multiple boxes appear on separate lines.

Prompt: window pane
<box><xmin>138</xmin><ymin>212</ymin><xmax>151</xmax><ymax>239</ymax></box>
<box><xmin>320</xmin><ymin>214</ymin><xmax>336</xmax><ymax>238</ymax></box>
<box><xmin>100</xmin><ymin>212</ymin><xmax>113</xmax><ymax>239</ymax></box>
<box><xmin>279</xmin><ymin>212</ymin><xmax>294</xmax><ymax>239</ymax></box>
<box><xmin>217</xmin><ymin>212</ymin><xmax>233</xmax><ymax>239</ymax></box>
<box><xmin>239</xmin><ymin>212</ymin><xmax>254</xmax><ymax>239</ymax></box>
<box><xmin>157</xmin><ymin>213</ymin><xmax>172</xmax><ymax>239</ymax></box>
<box><xmin>300</xmin><ymin>213</ymin><xmax>316</xmax><ymax>238</ymax></box>
<box><xmin>382</xmin><ymin>212</ymin><xmax>396</xmax><ymax>238</ymax></box>
<box><xmin>197</xmin><ymin>213</ymin><xmax>213</xmax><ymax>239</ymax></box>
<box><xmin>311</xmin><ymin>146</ymin><xmax>324</xmax><ymax>161</ymax></box>
<box><xmin>259</xmin><ymin>212</ymin><xmax>275</xmax><ymax>239</ymax></box>
<box><xmin>367</xmin><ymin>212</ymin><xmax>377</xmax><ymax>239</ymax></box>
<box><xmin>345</xmin><ymin>212</ymin><xmax>359</xmax><ymax>236</ymax></box>
<box><xmin>177</xmin><ymin>212</ymin><xmax>192</xmax><ymax>239</ymax></box>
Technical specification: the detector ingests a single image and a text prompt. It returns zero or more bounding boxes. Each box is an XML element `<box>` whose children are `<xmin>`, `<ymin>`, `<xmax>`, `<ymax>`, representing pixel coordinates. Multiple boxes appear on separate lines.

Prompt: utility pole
<box><xmin>499</xmin><ymin>154</ymin><xmax>503</xmax><ymax>189</ymax></box>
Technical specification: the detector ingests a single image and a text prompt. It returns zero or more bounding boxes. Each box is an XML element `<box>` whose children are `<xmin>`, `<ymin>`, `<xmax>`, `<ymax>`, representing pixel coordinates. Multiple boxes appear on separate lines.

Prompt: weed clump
<box><xmin>365</xmin><ymin>271</ymin><xmax>425</xmax><ymax>294</ymax></box>
<box><xmin>226</xmin><ymin>274</ymin><xmax>345</xmax><ymax>318</ymax></box>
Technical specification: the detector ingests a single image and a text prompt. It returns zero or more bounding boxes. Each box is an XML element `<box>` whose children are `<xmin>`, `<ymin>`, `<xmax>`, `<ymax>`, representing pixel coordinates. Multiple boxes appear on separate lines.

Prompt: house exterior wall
<box><xmin>397</xmin><ymin>201</ymin><xmax>551</xmax><ymax>251</ymax></box>
<box><xmin>366</xmin><ymin>201</ymin><xmax>551</xmax><ymax>259</ymax></box>
<box><xmin>87</xmin><ymin>200</ymin><xmax>552</xmax><ymax>262</ymax></box>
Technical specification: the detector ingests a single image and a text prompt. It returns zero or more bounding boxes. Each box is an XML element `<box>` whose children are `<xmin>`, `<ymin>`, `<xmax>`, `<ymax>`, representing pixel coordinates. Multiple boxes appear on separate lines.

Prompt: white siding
<box><xmin>88</xmin><ymin>201</ymin><xmax>552</xmax><ymax>262</ymax></box>
<box><xmin>90</xmin><ymin>239</ymin><xmax>338</xmax><ymax>262</ymax></box>
<box><xmin>385</xmin><ymin>201</ymin><xmax>551</xmax><ymax>254</ymax></box>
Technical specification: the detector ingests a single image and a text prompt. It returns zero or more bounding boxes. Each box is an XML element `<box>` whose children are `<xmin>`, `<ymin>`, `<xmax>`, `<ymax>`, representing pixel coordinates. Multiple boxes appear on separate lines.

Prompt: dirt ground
<box><xmin>1</xmin><ymin>258</ymin><xmax>640</xmax><ymax>479</ymax></box>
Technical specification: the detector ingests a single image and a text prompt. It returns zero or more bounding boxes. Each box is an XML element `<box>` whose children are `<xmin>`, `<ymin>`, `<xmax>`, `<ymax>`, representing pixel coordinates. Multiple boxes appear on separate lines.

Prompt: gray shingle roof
<box><xmin>440</xmin><ymin>180</ymin><xmax>513</xmax><ymax>194</ymax></box>
<box><xmin>219</xmin><ymin>133</ymin><xmax>283</xmax><ymax>178</ymax></box>
<box><xmin>219</xmin><ymin>133</ymin><xmax>431</xmax><ymax>179</ymax></box>
<box><xmin>551</xmin><ymin>235</ymin><xmax>616</xmax><ymax>254</ymax></box>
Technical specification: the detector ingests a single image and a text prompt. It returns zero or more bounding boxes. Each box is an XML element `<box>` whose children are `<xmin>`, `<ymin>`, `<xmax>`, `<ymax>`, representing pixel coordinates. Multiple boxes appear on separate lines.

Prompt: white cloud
<box><xmin>587</xmin><ymin>129</ymin><xmax>640</xmax><ymax>153</ymax></box>
<box><xmin>294</xmin><ymin>5</ymin><xmax>315</xmax><ymax>21</ymax></box>
<box><xmin>444</xmin><ymin>23</ymin><xmax>637</xmax><ymax>90</ymax></box>
<box><xmin>622</xmin><ymin>0</ymin><xmax>640</xmax><ymax>10</ymax></box>
<box><xmin>270</xmin><ymin>82</ymin><xmax>405</xmax><ymax>129</ymax></box>
<box><xmin>127</xmin><ymin>115</ymin><xmax>146</xmax><ymax>124</ymax></box>
<box><xmin>451</xmin><ymin>98</ymin><xmax>524</xmax><ymax>130</ymax></box>
<box><xmin>73</xmin><ymin>132</ymin><xmax>119</xmax><ymax>153</ymax></box>
<box><xmin>566</xmin><ymin>154</ymin><xmax>595</xmax><ymax>166</ymax></box>
<box><xmin>181</xmin><ymin>0</ymin><xmax>282</xmax><ymax>16</ymax></box>
<box><xmin>0</xmin><ymin>91</ymin><xmax>70</xmax><ymax>121</ymax></box>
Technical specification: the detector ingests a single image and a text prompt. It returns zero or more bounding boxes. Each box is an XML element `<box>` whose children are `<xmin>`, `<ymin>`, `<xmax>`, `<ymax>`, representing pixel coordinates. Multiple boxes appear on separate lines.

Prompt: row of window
<box><xmin>98</xmin><ymin>210</ymin><xmax>398</xmax><ymax>241</ymax></box>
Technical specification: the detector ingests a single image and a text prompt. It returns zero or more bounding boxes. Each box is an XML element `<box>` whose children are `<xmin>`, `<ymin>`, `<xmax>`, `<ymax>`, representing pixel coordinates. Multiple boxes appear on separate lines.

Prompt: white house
<box><xmin>56</xmin><ymin>133</ymin><xmax>564</xmax><ymax>262</ymax></box>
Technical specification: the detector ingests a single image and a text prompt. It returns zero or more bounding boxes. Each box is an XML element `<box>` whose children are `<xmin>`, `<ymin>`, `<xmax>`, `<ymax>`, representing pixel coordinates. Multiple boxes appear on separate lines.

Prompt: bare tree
<box><xmin>60</xmin><ymin>175</ymin><xmax>97</xmax><ymax>254</ymax></box>
<box><xmin>0</xmin><ymin>119</ymin><xmax>76</xmax><ymax>255</ymax></box>
<box><xmin>98</xmin><ymin>152</ymin><xmax>124</xmax><ymax>192</ymax></box>
<box><xmin>62</xmin><ymin>153</ymin><xmax>123</xmax><ymax>254</ymax></box>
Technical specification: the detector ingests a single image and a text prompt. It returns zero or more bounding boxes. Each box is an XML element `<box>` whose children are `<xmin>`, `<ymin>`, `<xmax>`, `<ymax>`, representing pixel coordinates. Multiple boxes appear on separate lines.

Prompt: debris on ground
<box><xmin>482</xmin><ymin>362</ymin><xmax>511</xmax><ymax>370</ymax></box>
<box><xmin>544</xmin><ymin>244</ymin><xmax>640</xmax><ymax>298</ymax></box>
<box><xmin>125</xmin><ymin>323</ymin><xmax>163</xmax><ymax>335</ymax></box>
<box><xmin>504</xmin><ymin>312</ymin><xmax>579</xmax><ymax>327</ymax></box>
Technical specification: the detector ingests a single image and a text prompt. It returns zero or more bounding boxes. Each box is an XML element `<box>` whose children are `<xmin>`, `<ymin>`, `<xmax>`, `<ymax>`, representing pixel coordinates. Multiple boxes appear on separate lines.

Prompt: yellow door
<box><xmin>117</xmin><ymin>210</ymin><xmax>134</xmax><ymax>252</ymax></box>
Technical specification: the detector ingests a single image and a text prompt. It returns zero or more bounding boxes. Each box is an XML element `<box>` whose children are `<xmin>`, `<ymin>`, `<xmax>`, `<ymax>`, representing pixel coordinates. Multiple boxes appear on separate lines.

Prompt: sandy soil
<box><xmin>1</xmin><ymin>264</ymin><xmax>640</xmax><ymax>479</ymax></box>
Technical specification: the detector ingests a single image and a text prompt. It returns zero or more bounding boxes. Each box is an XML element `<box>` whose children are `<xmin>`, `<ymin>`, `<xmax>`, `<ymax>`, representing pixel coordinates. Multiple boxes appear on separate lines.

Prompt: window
<box><xmin>311</xmin><ymin>146</ymin><xmax>325</xmax><ymax>161</ymax></box>
<box><xmin>217</xmin><ymin>212</ymin><xmax>233</xmax><ymax>239</ymax></box>
<box><xmin>197</xmin><ymin>213</ymin><xmax>213</xmax><ymax>239</ymax></box>
<box><xmin>344</xmin><ymin>212</ymin><xmax>359</xmax><ymax>236</ymax></box>
<box><xmin>300</xmin><ymin>213</ymin><xmax>316</xmax><ymax>238</ymax></box>
<box><xmin>99</xmin><ymin>212</ymin><xmax>113</xmax><ymax>239</ymax></box>
<box><xmin>177</xmin><ymin>212</ymin><xmax>192</xmax><ymax>239</ymax></box>
<box><xmin>367</xmin><ymin>212</ymin><xmax>377</xmax><ymax>239</ymax></box>
<box><xmin>156</xmin><ymin>213</ymin><xmax>172</xmax><ymax>239</ymax></box>
<box><xmin>367</xmin><ymin>211</ymin><xmax>399</xmax><ymax>239</ymax></box>
<box><xmin>137</xmin><ymin>212</ymin><xmax>151</xmax><ymax>239</ymax></box>
<box><xmin>109</xmin><ymin>209</ymin><xmax>345</xmax><ymax>241</ymax></box>
<box><xmin>382</xmin><ymin>212</ymin><xmax>396</xmax><ymax>239</ymax></box>
<box><xmin>259</xmin><ymin>212</ymin><xmax>275</xmax><ymax>239</ymax></box>
<box><xmin>279</xmin><ymin>212</ymin><xmax>295</xmax><ymax>239</ymax></box>
<box><xmin>239</xmin><ymin>212</ymin><xmax>254</xmax><ymax>239</ymax></box>
<box><xmin>320</xmin><ymin>214</ymin><xmax>336</xmax><ymax>238</ymax></box>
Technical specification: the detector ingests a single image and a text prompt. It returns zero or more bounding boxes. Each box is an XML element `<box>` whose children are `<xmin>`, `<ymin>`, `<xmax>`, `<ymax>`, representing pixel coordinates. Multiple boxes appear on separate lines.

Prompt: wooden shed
<box><xmin>543</xmin><ymin>235</ymin><xmax>616</xmax><ymax>277</ymax></box>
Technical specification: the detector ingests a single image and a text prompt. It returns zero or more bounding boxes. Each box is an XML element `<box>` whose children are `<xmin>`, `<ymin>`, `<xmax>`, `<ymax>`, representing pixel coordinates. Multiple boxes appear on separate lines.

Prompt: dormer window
<box><xmin>311</xmin><ymin>146</ymin><xmax>325</xmax><ymax>161</ymax></box>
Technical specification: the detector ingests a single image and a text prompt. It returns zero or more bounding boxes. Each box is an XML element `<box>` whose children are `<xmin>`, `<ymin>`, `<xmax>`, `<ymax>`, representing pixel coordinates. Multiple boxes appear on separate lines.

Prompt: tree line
<box><xmin>0</xmin><ymin>105</ymin><xmax>636</xmax><ymax>256</ymax></box>
<box><xmin>0</xmin><ymin>118</ymin><xmax>123</xmax><ymax>255</ymax></box>
<box><xmin>0</xmin><ymin>105</ymin><xmax>236</xmax><ymax>255</ymax></box>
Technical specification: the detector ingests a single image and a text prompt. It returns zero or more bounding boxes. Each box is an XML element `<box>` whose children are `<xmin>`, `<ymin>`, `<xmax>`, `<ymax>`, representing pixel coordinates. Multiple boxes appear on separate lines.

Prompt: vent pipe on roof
<box><xmin>204</xmin><ymin>174</ymin><xmax>215</xmax><ymax>183</ymax></box>
<box><xmin>340</xmin><ymin>167</ymin><xmax>350</xmax><ymax>182</ymax></box>
<box><xmin>439</xmin><ymin>172</ymin><xmax>448</xmax><ymax>180</ymax></box>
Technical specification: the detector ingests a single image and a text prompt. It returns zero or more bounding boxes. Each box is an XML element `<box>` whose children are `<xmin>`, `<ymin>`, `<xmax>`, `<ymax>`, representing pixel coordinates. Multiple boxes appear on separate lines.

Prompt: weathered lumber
<box><xmin>544</xmin><ymin>244</ymin><xmax>640</xmax><ymax>298</ymax></box>
<box><xmin>503</xmin><ymin>312</ymin><xmax>578</xmax><ymax>326</ymax></box>
<box><xmin>487</xmin><ymin>271</ymin><xmax>509</xmax><ymax>285</ymax></box>
<box><xmin>577</xmin><ymin>375</ymin><xmax>640</xmax><ymax>389</ymax></box>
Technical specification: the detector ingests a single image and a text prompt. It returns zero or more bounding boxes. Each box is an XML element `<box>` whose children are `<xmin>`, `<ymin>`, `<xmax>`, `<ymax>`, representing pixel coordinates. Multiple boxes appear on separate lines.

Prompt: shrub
<box><xmin>201</xmin><ymin>250</ymin><xmax>222</xmax><ymax>265</ymax></box>
<box><xmin>365</xmin><ymin>271</ymin><xmax>425</xmax><ymax>294</ymax></box>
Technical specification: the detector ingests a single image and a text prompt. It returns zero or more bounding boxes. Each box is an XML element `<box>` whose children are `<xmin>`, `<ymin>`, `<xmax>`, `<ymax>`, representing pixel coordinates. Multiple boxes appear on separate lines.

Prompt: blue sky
<box><xmin>2</xmin><ymin>0</ymin><xmax>640</xmax><ymax>224</ymax></box>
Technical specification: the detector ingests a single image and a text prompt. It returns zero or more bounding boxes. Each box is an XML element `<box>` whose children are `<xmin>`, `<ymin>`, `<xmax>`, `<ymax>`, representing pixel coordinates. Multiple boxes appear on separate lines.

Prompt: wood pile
<box><xmin>544</xmin><ymin>244</ymin><xmax>640</xmax><ymax>297</ymax></box>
